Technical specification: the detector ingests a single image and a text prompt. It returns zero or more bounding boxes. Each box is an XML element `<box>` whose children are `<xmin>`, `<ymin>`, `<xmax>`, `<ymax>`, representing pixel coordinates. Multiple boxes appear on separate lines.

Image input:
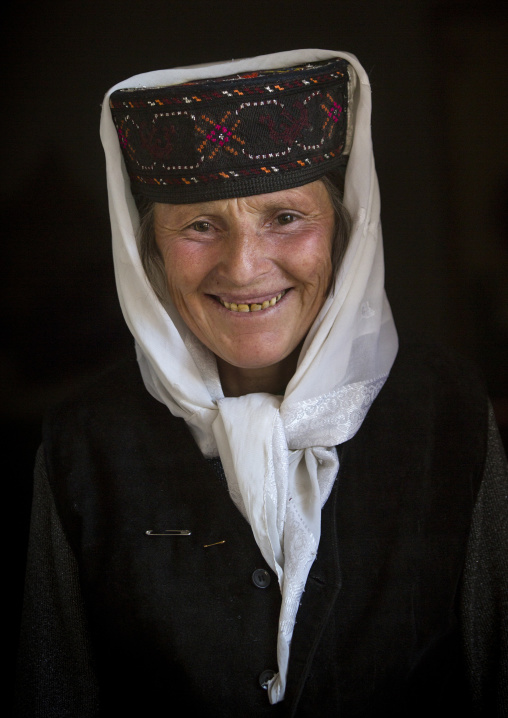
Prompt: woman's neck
<box><xmin>217</xmin><ymin>349</ymin><xmax>300</xmax><ymax>397</ymax></box>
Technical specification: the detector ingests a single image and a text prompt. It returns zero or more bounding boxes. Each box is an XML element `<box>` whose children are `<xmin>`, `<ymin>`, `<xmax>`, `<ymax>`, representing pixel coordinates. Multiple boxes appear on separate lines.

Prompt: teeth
<box><xmin>219</xmin><ymin>290</ymin><xmax>286</xmax><ymax>312</ymax></box>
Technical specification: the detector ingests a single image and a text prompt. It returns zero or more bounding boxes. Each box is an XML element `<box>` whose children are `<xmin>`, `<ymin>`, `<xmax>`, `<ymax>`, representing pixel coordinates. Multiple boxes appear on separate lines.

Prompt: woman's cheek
<box><xmin>282</xmin><ymin>232</ymin><xmax>333</xmax><ymax>287</ymax></box>
<box><xmin>162</xmin><ymin>242</ymin><xmax>202</xmax><ymax>292</ymax></box>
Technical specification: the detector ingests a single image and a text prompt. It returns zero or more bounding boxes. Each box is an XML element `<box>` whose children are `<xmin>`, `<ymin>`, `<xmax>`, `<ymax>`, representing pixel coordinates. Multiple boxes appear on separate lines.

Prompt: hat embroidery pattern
<box><xmin>110</xmin><ymin>58</ymin><xmax>349</xmax><ymax>202</ymax></box>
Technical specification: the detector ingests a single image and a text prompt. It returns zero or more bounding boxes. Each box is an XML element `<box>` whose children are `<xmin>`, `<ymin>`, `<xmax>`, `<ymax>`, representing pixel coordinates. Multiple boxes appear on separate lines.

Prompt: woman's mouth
<box><xmin>217</xmin><ymin>290</ymin><xmax>287</xmax><ymax>313</ymax></box>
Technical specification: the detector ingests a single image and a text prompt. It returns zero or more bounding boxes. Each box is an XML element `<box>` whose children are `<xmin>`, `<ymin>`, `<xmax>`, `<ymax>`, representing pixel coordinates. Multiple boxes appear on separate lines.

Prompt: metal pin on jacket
<box><xmin>145</xmin><ymin>530</ymin><xmax>191</xmax><ymax>536</ymax></box>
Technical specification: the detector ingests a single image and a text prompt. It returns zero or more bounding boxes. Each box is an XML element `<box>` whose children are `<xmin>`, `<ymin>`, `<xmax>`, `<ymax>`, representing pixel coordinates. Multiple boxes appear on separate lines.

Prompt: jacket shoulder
<box><xmin>43</xmin><ymin>353</ymin><xmax>177</xmax><ymax>440</ymax></box>
<box><xmin>358</xmin><ymin>336</ymin><xmax>490</xmax><ymax>499</ymax></box>
<box><xmin>392</xmin><ymin>336</ymin><xmax>486</xmax><ymax>391</ymax></box>
<box><xmin>45</xmin><ymin>354</ymin><xmax>157</xmax><ymax>418</ymax></box>
<box><xmin>378</xmin><ymin>336</ymin><xmax>489</xmax><ymax>423</ymax></box>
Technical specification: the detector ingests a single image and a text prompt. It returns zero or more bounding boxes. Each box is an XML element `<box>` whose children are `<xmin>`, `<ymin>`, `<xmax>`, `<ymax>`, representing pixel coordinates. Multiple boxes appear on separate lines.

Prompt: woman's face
<box><xmin>154</xmin><ymin>180</ymin><xmax>335</xmax><ymax>373</ymax></box>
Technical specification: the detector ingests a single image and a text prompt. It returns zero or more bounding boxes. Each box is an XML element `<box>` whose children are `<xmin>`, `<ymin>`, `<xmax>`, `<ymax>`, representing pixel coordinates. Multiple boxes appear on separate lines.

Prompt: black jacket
<box><xmin>15</xmin><ymin>340</ymin><xmax>508</xmax><ymax>717</ymax></box>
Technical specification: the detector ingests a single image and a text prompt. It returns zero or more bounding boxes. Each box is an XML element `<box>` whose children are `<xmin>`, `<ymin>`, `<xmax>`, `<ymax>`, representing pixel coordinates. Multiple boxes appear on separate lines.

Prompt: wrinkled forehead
<box><xmin>110</xmin><ymin>58</ymin><xmax>352</xmax><ymax>206</ymax></box>
<box><xmin>153</xmin><ymin>180</ymin><xmax>334</xmax><ymax>225</ymax></box>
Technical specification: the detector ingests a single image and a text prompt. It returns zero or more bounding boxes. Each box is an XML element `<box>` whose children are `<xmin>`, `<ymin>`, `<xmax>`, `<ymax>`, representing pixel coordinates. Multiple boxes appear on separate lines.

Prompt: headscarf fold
<box><xmin>101</xmin><ymin>48</ymin><xmax>398</xmax><ymax>704</ymax></box>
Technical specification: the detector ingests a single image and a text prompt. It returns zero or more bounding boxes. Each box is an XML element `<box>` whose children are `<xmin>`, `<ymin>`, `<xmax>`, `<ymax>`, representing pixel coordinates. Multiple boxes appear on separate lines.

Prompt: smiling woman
<box><xmin>15</xmin><ymin>50</ymin><xmax>508</xmax><ymax>718</ymax></box>
<box><xmin>136</xmin><ymin>173</ymin><xmax>351</xmax><ymax>303</ymax></box>
<box><xmin>152</xmin><ymin>181</ymin><xmax>336</xmax><ymax>395</ymax></box>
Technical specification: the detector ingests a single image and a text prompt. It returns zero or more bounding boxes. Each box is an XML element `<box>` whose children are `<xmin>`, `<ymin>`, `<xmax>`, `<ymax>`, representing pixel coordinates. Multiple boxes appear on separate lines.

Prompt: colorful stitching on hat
<box><xmin>110</xmin><ymin>60</ymin><xmax>348</xmax><ymax>110</ymax></box>
<box><xmin>196</xmin><ymin>111</ymin><xmax>244</xmax><ymax>159</ymax></box>
<box><xmin>110</xmin><ymin>58</ymin><xmax>349</xmax><ymax>200</ymax></box>
<box><xmin>131</xmin><ymin>146</ymin><xmax>343</xmax><ymax>188</ymax></box>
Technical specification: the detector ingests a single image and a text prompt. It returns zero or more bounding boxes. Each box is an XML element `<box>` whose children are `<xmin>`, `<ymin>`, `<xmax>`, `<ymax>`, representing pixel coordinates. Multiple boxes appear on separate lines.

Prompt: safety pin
<box><xmin>145</xmin><ymin>530</ymin><xmax>191</xmax><ymax>536</ymax></box>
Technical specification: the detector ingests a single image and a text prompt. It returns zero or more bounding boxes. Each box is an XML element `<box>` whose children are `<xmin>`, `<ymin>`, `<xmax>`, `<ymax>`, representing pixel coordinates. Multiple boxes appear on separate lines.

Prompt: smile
<box><xmin>218</xmin><ymin>290</ymin><xmax>287</xmax><ymax>313</ymax></box>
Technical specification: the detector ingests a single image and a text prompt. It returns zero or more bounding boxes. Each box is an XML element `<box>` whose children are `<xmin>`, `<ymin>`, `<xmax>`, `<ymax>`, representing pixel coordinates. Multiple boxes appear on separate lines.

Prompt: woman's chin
<box><xmin>216</xmin><ymin>338</ymin><xmax>302</xmax><ymax>375</ymax></box>
<box><xmin>217</xmin><ymin>350</ymin><xmax>290</xmax><ymax>373</ymax></box>
<box><xmin>215</xmin><ymin>344</ymin><xmax>300</xmax><ymax>396</ymax></box>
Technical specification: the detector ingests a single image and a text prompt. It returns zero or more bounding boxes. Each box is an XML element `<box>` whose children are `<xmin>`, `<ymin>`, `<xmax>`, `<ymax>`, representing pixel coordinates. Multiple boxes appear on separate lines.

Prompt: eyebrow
<box><xmin>156</xmin><ymin>190</ymin><xmax>315</xmax><ymax>225</ymax></box>
<box><xmin>182</xmin><ymin>197</ymin><xmax>303</xmax><ymax>213</ymax></box>
<box><xmin>253</xmin><ymin>198</ymin><xmax>303</xmax><ymax>212</ymax></box>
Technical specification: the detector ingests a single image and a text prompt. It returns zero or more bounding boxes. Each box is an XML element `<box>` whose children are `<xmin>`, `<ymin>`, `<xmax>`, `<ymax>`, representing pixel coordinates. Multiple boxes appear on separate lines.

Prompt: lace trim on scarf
<box><xmin>282</xmin><ymin>376</ymin><xmax>387</xmax><ymax>448</ymax></box>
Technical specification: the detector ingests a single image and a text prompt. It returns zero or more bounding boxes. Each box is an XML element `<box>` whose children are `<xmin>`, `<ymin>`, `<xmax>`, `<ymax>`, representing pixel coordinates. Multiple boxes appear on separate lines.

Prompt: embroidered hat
<box><xmin>109</xmin><ymin>58</ymin><xmax>351</xmax><ymax>203</ymax></box>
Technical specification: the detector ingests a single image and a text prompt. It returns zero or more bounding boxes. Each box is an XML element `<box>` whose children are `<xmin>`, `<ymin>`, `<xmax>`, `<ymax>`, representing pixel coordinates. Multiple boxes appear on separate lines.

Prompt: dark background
<box><xmin>4</xmin><ymin>0</ymin><xmax>508</xmax><ymax>686</ymax></box>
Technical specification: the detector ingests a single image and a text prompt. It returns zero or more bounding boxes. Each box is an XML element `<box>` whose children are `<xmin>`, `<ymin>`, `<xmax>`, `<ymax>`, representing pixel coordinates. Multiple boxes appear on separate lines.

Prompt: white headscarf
<box><xmin>101</xmin><ymin>49</ymin><xmax>398</xmax><ymax>704</ymax></box>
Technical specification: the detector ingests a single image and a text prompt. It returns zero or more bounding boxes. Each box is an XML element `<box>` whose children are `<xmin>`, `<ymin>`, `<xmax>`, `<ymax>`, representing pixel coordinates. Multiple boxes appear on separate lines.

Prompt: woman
<box><xmin>16</xmin><ymin>49</ymin><xmax>507</xmax><ymax>717</ymax></box>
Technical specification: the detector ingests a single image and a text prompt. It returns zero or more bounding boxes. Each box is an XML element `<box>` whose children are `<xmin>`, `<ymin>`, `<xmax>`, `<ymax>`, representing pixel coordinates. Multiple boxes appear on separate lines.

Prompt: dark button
<box><xmin>252</xmin><ymin>568</ymin><xmax>271</xmax><ymax>588</ymax></box>
<box><xmin>259</xmin><ymin>669</ymin><xmax>276</xmax><ymax>689</ymax></box>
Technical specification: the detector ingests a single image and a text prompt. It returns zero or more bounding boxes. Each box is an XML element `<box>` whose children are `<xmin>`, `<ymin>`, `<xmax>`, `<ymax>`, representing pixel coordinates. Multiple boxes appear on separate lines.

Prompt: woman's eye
<box><xmin>277</xmin><ymin>213</ymin><xmax>296</xmax><ymax>225</ymax></box>
<box><xmin>191</xmin><ymin>220</ymin><xmax>211</xmax><ymax>232</ymax></box>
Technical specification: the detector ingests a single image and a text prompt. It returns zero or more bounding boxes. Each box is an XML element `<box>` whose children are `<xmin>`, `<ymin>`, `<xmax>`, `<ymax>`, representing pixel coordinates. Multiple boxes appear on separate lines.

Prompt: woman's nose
<box><xmin>218</xmin><ymin>225</ymin><xmax>271</xmax><ymax>286</ymax></box>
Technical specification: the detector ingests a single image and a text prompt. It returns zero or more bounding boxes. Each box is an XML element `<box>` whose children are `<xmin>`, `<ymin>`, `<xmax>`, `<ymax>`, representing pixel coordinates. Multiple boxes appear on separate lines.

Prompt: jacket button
<box><xmin>252</xmin><ymin>568</ymin><xmax>271</xmax><ymax>588</ymax></box>
<box><xmin>259</xmin><ymin>669</ymin><xmax>276</xmax><ymax>689</ymax></box>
